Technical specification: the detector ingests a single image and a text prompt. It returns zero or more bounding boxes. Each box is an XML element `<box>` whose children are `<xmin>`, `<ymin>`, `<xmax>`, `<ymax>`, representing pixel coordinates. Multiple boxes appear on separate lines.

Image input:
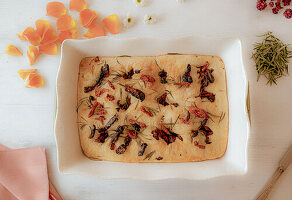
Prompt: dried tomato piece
<box><xmin>157</xmin><ymin>93</ymin><xmax>169</xmax><ymax>106</ymax></box>
<box><xmin>179</xmin><ymin>117</ymin><xmax>190</xmax><ymax>125</ymax></box>
<box><xmin>95</xmin><ymin>116</ymin><xmax>105</xmax><ymax>125</ymax></box>
<box><xmin>140</xmin><ymin>74</ymin><xmax>155</xmax><ymax>83</ymax></box>
<box><xmin>106</xmin><ymin>94</ymin><xmax>115</xmax><ymax>101</ymax></box>
<box><xmin>96</xmin><ymin>130</ymin><xmax>109</xmax><ymax>143</ymax></box>
<box><xmin>127</xmin><ymin>130</ymin><xmax>137</xmax><ymax>139</ymax></box>
<box><xmin>95</xmin><ymin>109</ymin><xmax>107</xmax><ymax>115</ymax></box>
<box><xmin>179</xmin><ymin>111</ymin><xmax>190</xmax><ymax>125</ymax></box>
<box><xmin>88</xmin><ymin>102</ymin><xmax>103</xmax><ymax>117</ymax></box>
<box><xmin>95</xmin><ymin>87</ymin><xmax>110</xmax><ymax>97</ymax></box>
<box><xmin>189</xmin><ymin>106</ymin><xmax>209</xmax><ymax>119</ymax></box>
<box><xmin>107</xmin><ymin>80</ymin><xmax>115</xmax><ymax>90</ymax></box>
<box><xmin>174</xmin><ymin>82</ymin><xmax>191</xmax><ymax>88</ymax></box>
<box><xmin>194</xmin><ymin>141</ymin><xmax>206</xmax><ymax>149</ymax></box>
<box><xmin>140</xmin><ymin>106</ymin><xmax>153</xmax><ymax>117</ymax></box>
<box><xmin>199</xmin><ymin>90</ymin><xmax>215</xmax><ymax>102</ymax></box>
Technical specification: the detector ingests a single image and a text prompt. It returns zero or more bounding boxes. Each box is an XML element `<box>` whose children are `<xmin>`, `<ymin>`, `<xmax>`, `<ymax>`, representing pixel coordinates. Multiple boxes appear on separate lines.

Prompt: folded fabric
<box><xmin>0</xmin><ymin>144</ymin><xmax>62</xmax><ymax>200</ymax></box>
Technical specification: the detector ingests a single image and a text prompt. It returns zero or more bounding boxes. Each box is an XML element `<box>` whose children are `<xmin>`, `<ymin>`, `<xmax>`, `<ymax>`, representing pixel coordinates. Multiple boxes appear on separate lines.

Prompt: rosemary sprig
<box><xmin>144</xmin><ymin>150</ymin><xmax>156</xmax><ymax>160</ymax></box>
<box><xmin>252</xmin><ymin>32</ymin><xmax>292</xmax><ymax>85</ymax></box>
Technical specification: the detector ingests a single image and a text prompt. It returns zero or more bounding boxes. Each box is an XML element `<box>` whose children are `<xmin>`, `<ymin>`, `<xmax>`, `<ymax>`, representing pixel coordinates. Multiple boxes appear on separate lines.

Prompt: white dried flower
<box><xmin>144</xmin><ymin>14</ymin><xmax>156</xmax><ymax>24</ymax></box>
<box><xmin>123</xmin><ymin>13</ymin><xmax>135</xmax><ymax>28</ymax></box>
<box><xmin>176</xmin><ymin>0</ymin><xmax>185</xmax><ymax>3</ymax></box>
<box><xmin>133</xmin><ymin>0</ymin><xmax>145</xmax><ymax>7</ymax></box>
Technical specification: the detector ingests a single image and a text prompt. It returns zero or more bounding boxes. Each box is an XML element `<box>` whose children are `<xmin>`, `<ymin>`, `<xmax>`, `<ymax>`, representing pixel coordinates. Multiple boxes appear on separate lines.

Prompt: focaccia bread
<box><xmin>77</xmin><ymin>54</ymin><xmax>228</xmax><ymax>162</ymax></box>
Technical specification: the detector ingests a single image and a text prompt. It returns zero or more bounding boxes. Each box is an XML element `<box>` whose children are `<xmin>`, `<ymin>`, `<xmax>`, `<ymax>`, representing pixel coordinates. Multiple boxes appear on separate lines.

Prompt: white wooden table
<box><xmin>0</xmin><ymin>0</ymin><xmax>292</xmax><ymax>199</ymax></box>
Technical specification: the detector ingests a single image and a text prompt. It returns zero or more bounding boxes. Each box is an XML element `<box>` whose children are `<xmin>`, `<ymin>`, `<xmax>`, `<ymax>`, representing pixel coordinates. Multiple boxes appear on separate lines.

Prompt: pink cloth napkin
<box><xmin>0</xmin><ymin>144</ymin><xmax>62</xmax><ymax>200</ymax></box>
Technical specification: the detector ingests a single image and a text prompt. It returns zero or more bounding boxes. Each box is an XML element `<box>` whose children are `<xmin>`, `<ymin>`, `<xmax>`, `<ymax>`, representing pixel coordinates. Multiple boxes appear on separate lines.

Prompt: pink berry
<box><xmin>269</xmin><ymin>2</ymin><xmax>275</xmax><ymax>7</ymax></box>
<box><xmin>283</xmin><ymin>8</ymin><xmax>292</xmax><ymax>19</ymax></box>
<box><xmin>272</xmin><ymin>7</ymin><xmax>280</xmax><ymax>14</ymax></box>
<box><xmin>282</xmin><ymin>0</ymin><xmax>291</xmax><ymax>6</ymax></box>
<box><xmin>257</xmin><ymin>0</ymin><xmax>267</xmax><ymax>11</ymax></box>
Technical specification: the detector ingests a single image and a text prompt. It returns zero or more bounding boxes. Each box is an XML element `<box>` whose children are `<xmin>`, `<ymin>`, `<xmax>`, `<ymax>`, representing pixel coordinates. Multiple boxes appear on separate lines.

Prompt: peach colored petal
<box><xmin>46</xmin><ymin>2</ymin><xmax>67</xmax><ymax>18</ymax></box>
<box><xmin>35</xmin><ymin>19</ymin><xmax>51</xmax><ymax>39</ymax></box>
<box><xmin>69</xmin><ymin>0</ymin><xmax>87</xmax><ymax>12</ymax></box>
<box><xmin>42</xmin><ymin>28</ymin><xmax>59</xmax><ymax>45</ymax></box>
<box><xmin>17</xmin><ymin>30</ymin><xmax>27</xmax><ymax>41</ymax></box>
<box><xmin>83</xmin><ymin>22</ymin><xmax>105</xmax><ymax>39</ymax></box>
<box><xmin>21</xmin><ymin>27</ymin><xmax>42</xmax><ymax>46</ymax></box>
<box><xmin>79</xmin><ymin>9</ymin><xmax>98</xmax><ymax>28</ymax></box>
<box><xmin>5</xmin><ymin>44</ymin><xmax>23</xmax><ymax>56</ymax></box>
<box><xmin>102</xmin><ymin>14</ymin><xmax>120</xmax><ymax>35</ymax></box>
<box><xmin>27</xmin><ymin>46</ymin><xmax>39</xmax><ymax>66</ymax></box>
<box><xmin>24</xmin><ymin>73</ymin><xmax>44</xmax><ymax>88</ymax></box>
<box><xmin>39</xmin><ymin>43</ymin><xmax>58</xmax><ymax>55</ymax></box>
<box><xmin>56</xmin><ymin>14</ymin><xmax>76</xmax><ymax>32</ymax></box>
<box><xmin>18</xmin><ymin>69</ymin><xmax>37</xmax><ymax>80</ymax></box>
<box><xmin>35</xmin><ymin>20</ymin><xmax>58</xmax><ymax>45</ymax></box>
<box><xmin>58</xmin><ymin>29</ymin><xmax>77</xmax><ymax>43</ymax></box>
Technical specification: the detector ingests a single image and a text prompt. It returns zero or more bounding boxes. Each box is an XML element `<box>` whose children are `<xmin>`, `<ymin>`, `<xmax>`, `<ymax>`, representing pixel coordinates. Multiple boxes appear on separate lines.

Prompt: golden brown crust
<box><xmin>77</xmin><ymin>54</ymin><xmax>229</xmax><ymax>163</ymax></box>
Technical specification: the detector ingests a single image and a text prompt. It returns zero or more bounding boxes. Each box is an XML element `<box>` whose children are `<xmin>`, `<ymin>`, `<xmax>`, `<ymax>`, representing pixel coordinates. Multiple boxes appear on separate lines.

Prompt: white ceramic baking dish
<box><xmin>54</xmin><ymin>35</ymin><xmax>249</xmax><ymax>180</ymax></box>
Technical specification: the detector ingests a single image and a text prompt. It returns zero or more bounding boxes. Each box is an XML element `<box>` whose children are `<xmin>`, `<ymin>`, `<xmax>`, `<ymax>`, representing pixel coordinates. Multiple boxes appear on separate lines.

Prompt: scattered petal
<box><xmin>83</xmin><ymin>22</ymin><xmax>105</xmax><ymax>39</ymax></box>
<box><xmin>41</xmin><ymin>27</ymin><xmax>59</xmax><ymax>45</ymax></box>
<box><xmin>35</xmin><ymin>20</ymin><xmax>58</xmax><ymax>45</ymax></box>
<box><xmin>20</xmin><ymin>27</ymin><xmax>42</xmax><ymax>46</ymax></box>
<box><xmin>58</xmin><ymin>29</ymin><xmax>77</xmax><ymax>43</ymax></box>
<box><xmin>79</xmin><ymin>9</ymin><xmax>98</xmax><ymax>28</ymax></box>
<box><xmin>27</xmin><ymin>46</ymin><xmax>39</xmax><ymax>66</ymax></box>
<box><xmin>144</xmin><ymin>14</ymin><xmax>156</xmax><ymax>24</ymax></box>
<box><xmin>35</xmin><ymin>19</ymin><xmax>51</xmax><ymax>39</ymax></box>
<box><xmin>18</xmin><ymin>69</ymin><xmax>37</xmax><ymax>80</ymax></box>
<box><xmin>16</xmin><ymin>29</ymin><xmax>27</xmax><ymax>41</ymax></box>
<box><xmin>56</xmin><ymin>14</ymin><xmax>76</xmax><ymax>32</ymax></box>
<box><xmin>46</xmin><ymin>2</ymin><xmax>67</xmax><ymax>18</ymax></box>
<box><xmin>5</xmin><ymin>44</ymin><xmax>23</xmax><ymax>56</ymax></box>
<box><xmin>102</xmin><ymin>14</ymin><xmax>120</xmax><ymax>34</ymax></box>
<box><xmin>24</xmin><ymin>73</ymin><xmax>45</xmax><ymax>88</ymax></box>
<box><xmin>39</xmin><ymin>43</ymin><xmax>58</xmax><ymax>55</ymax></box>
<box><xmin>123</xmin><ymin>13</ymin><xmax>135</xmax><ymax>28</ymax></box>
<box><xmin>133</xmin><ymin>0</ymin><xmax>145</xmax><ymax>7</ymax></box>
<box><xmin>69</xmin><ymin>0</ymin><xmax>87</xmax><ymax>12</ymax></box>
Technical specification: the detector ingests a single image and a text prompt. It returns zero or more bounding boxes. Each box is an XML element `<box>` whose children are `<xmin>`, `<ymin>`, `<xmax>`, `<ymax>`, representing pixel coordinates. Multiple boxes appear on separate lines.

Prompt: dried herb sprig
<box><xmin>252</xmin><ymin>32</ymin><xmax>292</xmax><ymax>85</ymax></box>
